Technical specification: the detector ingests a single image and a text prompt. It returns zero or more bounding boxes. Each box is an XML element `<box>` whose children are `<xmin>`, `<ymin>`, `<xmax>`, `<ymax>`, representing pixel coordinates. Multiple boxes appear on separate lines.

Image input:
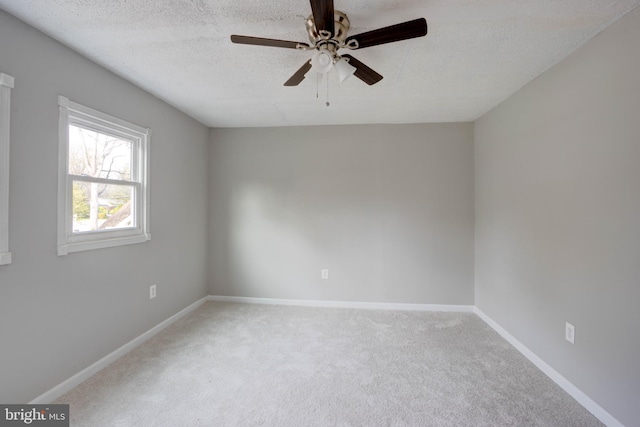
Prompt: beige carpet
<box><xmin>56</xmin><ymin>302</ymin><xmax>602</xmax><ymax>426</ymax></box>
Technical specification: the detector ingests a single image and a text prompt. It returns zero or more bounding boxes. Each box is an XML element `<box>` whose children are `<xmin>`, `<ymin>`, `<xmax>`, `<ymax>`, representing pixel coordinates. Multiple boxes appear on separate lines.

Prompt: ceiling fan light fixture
<box><xmin>334</xmin><ymin>57</ymin><xmax>356</xmax><ymax>82</ymax></box>
<box><xmin>311</xmin><ymin>50</ymin><xmax>333</xmax><ymax>74</ymax></box>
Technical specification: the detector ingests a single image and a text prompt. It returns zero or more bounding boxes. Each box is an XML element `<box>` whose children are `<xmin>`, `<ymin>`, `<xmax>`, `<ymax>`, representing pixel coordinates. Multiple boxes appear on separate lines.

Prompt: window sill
<box><xmin>57</xmin><ymin>233</ymin><xmax>150</xmax><ymax>256</ymax></box>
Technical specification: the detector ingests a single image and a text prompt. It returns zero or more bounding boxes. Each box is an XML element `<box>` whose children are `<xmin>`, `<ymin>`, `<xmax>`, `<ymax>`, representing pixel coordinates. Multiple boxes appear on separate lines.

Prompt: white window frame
<box><xmin>0</xmin><ymin>73</ymin><xmax>14</xmax><ymax>266</ymax></box>
<box><xmin>57</xmin><ymin>96</ymin><xmax>150</xmax><ymax>255</ymax></box>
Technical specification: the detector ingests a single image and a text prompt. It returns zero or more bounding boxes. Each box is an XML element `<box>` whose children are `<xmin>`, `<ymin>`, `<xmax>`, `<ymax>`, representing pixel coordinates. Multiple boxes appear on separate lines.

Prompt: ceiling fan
<box><xmin>230</xmin><ymin>0</ymin><xmax>427</xmax><ymax>86</ymax></box>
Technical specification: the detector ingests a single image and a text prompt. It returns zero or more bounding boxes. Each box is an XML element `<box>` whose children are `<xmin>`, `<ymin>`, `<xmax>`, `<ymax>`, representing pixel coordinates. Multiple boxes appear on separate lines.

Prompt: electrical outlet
<box><xmin>150</xmin><ymin>284</ymin><xmax>156</xmax><ymax>299</ymax></box>
<box><xmin>565</xmin><ymin>322</ymin><xmax>575</xmax><ymax>344</ymax></box>
<box><xmin>321</xmin><ymin>269</ymin><xmax>329</xmax><ymax>280</ymax></box>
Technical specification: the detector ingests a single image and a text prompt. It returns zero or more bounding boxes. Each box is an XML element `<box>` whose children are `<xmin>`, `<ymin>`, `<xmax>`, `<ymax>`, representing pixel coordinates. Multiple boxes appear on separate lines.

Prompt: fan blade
<box><xmin>346</xmin><ymin>18</ymin><xmax>427</xmax><ymax>49</ymax></box>
<box><xmin>284</xmin><ymin>60</ymin><xmax>313</xmax><ymax>86</ymax></box>
<box><xmin>310</xmin><ymin>0</ymin><xmax>335</xmax><ymax>37</ymax></box>
<box><xmin>231</xmin><ymin>35</ymin><xmax>306</xmax><ymax>49</ymax></box>
<box><xmin>341</xmin><ymin>55</ymin><xmax>383</xmax><ymax>85</ymax></box>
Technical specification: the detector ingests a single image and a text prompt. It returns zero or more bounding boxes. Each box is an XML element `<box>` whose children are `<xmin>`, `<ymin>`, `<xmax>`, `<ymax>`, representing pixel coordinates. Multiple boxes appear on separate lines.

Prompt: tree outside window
<box><xmin>68</xmin><ymin>125</ymin><xmax>134</xmax><ymax>232</ymax></box>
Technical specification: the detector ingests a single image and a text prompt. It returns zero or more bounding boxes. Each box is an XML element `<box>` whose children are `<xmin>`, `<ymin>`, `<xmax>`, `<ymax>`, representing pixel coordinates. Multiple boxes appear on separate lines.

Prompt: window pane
<box><xmin>72</xmin><ymin>181</ymin><xmax>135</xmax><ymax>232</ymax></box>
<box><xmin>68</xmin><ymin>125</ymin><xmax>132</xmax><ymax>181</ymax></box>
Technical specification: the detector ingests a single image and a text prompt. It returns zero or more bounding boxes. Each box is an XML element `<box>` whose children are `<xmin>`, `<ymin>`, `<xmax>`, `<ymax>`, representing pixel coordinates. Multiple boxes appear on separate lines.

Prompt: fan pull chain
<box><xmin>316</xmin><ymin>73</ymin><xmax>320</xmax><ymax>99</ymax></box>
<box><xmin>326</xmin><ymin>73</ymin><xmax>330</xmax><ymax>107</ymax></box>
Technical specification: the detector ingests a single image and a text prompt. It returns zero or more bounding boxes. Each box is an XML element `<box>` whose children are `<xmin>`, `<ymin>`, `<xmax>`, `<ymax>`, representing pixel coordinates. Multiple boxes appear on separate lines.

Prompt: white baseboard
<box><xmin>30</xmin><ymin>296</ymin><xmax>209</xmax><ymax>404</ymax></box>
<box><xmin>208</xmin><ymin>295</ymin><xmax>475</xmax><ymax>312</ymax></box>
<box><xmin>473</xmin><ymin>307</ymin><xmax>623</xmax><ymax>427</ymax></box>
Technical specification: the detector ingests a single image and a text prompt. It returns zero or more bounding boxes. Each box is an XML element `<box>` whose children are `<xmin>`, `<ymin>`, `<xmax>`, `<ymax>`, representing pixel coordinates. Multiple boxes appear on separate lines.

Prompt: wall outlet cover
<box><xmin>565</xmin><ymin>322</ymin><xmax>575</xmax><ymax>344</ymax></box>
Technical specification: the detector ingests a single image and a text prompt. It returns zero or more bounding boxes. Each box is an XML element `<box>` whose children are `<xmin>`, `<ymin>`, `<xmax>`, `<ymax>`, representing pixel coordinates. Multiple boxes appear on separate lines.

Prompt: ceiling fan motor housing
<box><xmin>306</xmin><ymin>11</ymin><xmax>350</xmax><ymax>49</ymax></box>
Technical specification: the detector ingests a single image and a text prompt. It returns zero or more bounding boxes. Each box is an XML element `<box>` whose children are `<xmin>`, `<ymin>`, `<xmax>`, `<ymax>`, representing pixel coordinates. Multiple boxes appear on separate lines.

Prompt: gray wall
<box><xmin>474</xmin><ymin>7</ymin><xmax>640</xmax><ymax>426</ymax></box>
<box><xmin>209</xmin><ymin>124</ymin><xmax>474</xmax><ymax>304</ymax></box>
<box><xmin>0</xmin><ymin>10</ymin><xmax>210</xmax><ymax>403</ymax></box>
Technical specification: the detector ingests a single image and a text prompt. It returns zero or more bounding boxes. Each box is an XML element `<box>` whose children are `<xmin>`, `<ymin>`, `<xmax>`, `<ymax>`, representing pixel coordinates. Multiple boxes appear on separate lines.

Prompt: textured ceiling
<box><xmin>1</xmin><ymin>0</ymin><xmax>638</xmax><ymax>127</ymax></box>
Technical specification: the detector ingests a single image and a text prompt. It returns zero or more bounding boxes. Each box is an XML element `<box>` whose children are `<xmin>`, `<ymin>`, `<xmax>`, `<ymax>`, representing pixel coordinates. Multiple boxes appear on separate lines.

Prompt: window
<box><xmin>0</xmin><ymin>72</ymin><xmax>13</xmax><ymax>265</ymax></box>
<box><xmin>57</xmin><ymin>96</ymin><xmax>150</xmax><ymax>255</ymax></box>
